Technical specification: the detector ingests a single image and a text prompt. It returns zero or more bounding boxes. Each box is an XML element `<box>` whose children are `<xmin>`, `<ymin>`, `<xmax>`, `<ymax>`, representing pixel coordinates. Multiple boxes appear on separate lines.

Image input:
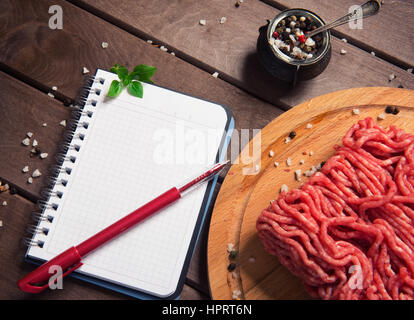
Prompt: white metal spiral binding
<box><xmin>24</xmin><ymin>75</ymin><xmax>105</xmax><ymax>248</ymax></box>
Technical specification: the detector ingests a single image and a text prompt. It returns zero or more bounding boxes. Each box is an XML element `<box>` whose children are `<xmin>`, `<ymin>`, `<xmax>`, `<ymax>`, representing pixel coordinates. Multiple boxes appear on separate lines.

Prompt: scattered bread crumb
<box><xmin>82</xmin><ymin>67</ymin><xmax>90</xmax><ymax>74</ymax></box>
<box><xmin>22</xmin><ymin>166</ymin><xmax>29</xmax><ymax>173</ymax></box>
<box><xmin>32</xmin><ymin>169</ymin><xmax>42</xmax><ymax>178</ymax></box>
<box><xmin>269</xmin><ymin>150</ymin><xmax>274</xmax><ymax>157</ymax></box>
<box><xmin>101</xmin><ymin>42</ymin><xmax>109</xmax><ymax>49</ymax></box>
<box><xmin>232</xmin><ymin>290</ymin><xmax>241</xmax><ymax>299</ymax></box>
<box><xmin>295</xmin><ymin>169</ymin><xmax>302</xmax><ymax>181</ymax></box>
<box><xmin>212</xmin><ymin>72</ymin><xmax>219</xmax><ymax>78</ymax></box>
<box><xmin>60</xmin><ymin>120</ymin><xmax>66</xmax><ymax>127</ymax></box>
<box><xmin>352</xmin><ymin>108</ymin><xmax>360</xmax><ymax>115</ymax></box>
<box><xmin>377</xmin><ymin>113</ymin><xmax>386</xmax><ymax>120</ymax></box>
<box><xmin>199</xmin><ymin>19</ymin><xmax>206</xmax><ymax>26</ymax></box>
<box><xmin>22</xmin><ymin>138</ymin><xmax>30</xmax><ymax>146</ymax></box>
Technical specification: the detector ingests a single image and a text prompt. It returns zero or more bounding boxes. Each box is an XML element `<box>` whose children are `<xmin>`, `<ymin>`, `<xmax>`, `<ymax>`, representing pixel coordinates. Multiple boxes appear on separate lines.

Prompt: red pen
<box><xmin>18</xmin><ymin>161</ymin><xmax>228</xmax><ymax>293</ymax></box>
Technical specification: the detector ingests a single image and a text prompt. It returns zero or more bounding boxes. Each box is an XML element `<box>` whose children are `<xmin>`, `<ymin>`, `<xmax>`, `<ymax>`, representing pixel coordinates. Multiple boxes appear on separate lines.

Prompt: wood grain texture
<box><xmin>0</xmin><ymin>69</ymin><xmax>212</xmax><ymax>298</ymax></box>
<box><xmin>72</xmin><ymin>0</ymin><xmax>414</xmax><ymax>108</ymax></box>
<box><xmin>265</xmin><ymin>0</ymin><xmax>414</xmax><ymax>68</ymax></box>
<box><xmin>0</xmin><ymin>71</ymin><xmax>71</xmax><ymax>202</ymax></box>
<box><xmin>0</xmin><ymin>0</ymin><xmax>285</xmax><ymax>297</ymax></box>
<box><xmin>207</xmin><ymin>87</ymin><xmax>414</xmax><ymax>299</ymax></box>
<box><xmin>0</xmin><ymin>191</ymin><xmax>207</xmax><ymax>300</ymax></box>
<box><xmin>0</xmin><ymin>192</ymin><xmax>127</xmax><ymax>299</ymax></box>
<box><xmin>0</xmin><ymin>0</ymin><xmax>283</xmax><ymax>128</ymax></box>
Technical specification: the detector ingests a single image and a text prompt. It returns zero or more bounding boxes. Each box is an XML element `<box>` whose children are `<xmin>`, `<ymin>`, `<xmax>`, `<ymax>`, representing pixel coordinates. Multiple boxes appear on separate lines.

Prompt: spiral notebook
<box><xmin>24</xmin><ymin>69</ymin><xmax>233</xmax><ymax>299</ymax></box>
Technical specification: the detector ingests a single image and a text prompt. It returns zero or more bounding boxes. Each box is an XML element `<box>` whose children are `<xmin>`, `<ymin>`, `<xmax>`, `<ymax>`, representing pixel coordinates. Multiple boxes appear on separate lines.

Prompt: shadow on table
<box><xmin>240</xmin><ymin>51</ymin><xmax>294</xmax><ymax>109</ymax></box>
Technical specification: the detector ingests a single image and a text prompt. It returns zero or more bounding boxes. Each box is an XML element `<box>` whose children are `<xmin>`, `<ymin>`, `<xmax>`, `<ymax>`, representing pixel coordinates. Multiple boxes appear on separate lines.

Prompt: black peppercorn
<box><xmin>227</xmin><ymin>263</ymin><xmax>236</xmax><ymax>272</ymax></box>
<box><xmin>398</xmin><ymin>85</ymin><xmax>404</xmax><ymax>88</ymax></box>
<box><xmin>392</xmin><ymin>107</ymin><xmax>400</xmax><ymax>115</ymax></box>
<box><xmin>385</xmin><ymin>106</ymin><xmax>395</xmax><ymax>114</ymax></box>
<box><xmin>282</xmin><ymin>31</ymin><xmax>290</xmax><ymax>41</ymax></box>
<box><xmin>289</xmin><ymin>131</ymin><xmax>297</xmax><ymax>139</ymax></box>
<box><xmin>229</xmin><ymin>250</ymin><xmax>238</xmax><ymax>259</ymax></box>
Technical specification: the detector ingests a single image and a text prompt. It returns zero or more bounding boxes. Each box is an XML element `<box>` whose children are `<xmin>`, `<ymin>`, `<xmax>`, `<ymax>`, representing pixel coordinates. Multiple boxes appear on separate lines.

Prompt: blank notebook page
<box><xmin>27</xmin><ymin>69</ymin><xmax>229</xmax><ymax>297</ymax></box>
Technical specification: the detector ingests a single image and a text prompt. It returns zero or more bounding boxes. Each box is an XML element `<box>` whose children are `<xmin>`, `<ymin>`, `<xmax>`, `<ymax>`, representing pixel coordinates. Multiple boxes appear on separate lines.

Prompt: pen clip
<box><xmin>18</xmin><ymin>246</ymin><xmax>83</xmax><ymax>293</ymax></box>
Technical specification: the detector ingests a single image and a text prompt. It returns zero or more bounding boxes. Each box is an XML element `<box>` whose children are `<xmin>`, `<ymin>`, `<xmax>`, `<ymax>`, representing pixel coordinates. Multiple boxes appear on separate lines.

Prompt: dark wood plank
<box><xmin>264</xmin><ymin>0</ymin><xmax>414</xmax><ymax>68</ymax></box>
<box><xmin>0</xmin><ymin>191</ymin><xmax>127</xmax><ymax>299</ymax></box>
<box><xmin>180</xmin><ymin>284</ymin><xmax>209</xmax><ymax>300</ymax></box>
<box><xmin>0</xmin><ymin>0</ymin><xmax>283</xmax><ymax>119</ymax></box>
<box><xmin>0</xmin><ymin>0</ymin><xmax>283</xmax><ymax>295</ymax></box>
<box><xmin>0</xmin><ymin>190</ymin><xmax>207</xmax><ymax>299</ymax></box>
<box><xmin>0</xmin><ymin>71</ymin><xmax>71</xmax><ymax>202</ymax></box>
<box><xmin>70</xmin><ymin>0</ymin><xmax>414</xmax><ymax>108</ymax></box>
<box><xmin>0</xmin><ymin>69</ymin><xmax>214</xmax><ymax>298</ymax></box>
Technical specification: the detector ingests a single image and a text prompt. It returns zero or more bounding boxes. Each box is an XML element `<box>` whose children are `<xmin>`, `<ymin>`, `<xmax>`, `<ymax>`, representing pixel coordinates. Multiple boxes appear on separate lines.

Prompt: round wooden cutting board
<box><xmin>207</xmin><ymin>87</ymin><xmax>414</xmax><ymax>300</ymax></box>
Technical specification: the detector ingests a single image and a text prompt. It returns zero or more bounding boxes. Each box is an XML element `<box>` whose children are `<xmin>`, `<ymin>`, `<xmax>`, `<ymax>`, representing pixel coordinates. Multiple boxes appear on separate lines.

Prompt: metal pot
<box><xmin>257</xmin><ymin>9</ymin><xmax>332</xmax><ymax>84</ymax></box>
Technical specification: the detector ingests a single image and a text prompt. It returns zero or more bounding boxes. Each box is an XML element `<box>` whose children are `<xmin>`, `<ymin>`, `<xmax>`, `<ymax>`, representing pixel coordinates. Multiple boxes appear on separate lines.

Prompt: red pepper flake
<box><xmin>302</xmin><ymin>151</ymin><xmax>307</xmax><ymax>155</ymax></box>
<box><xmin>272</xmin><ymin>31</ymin><xmax>279</xmax><ymax>39</ymax></box>
<box><xmin>284</xmin><ymin>169</ymin><xmax>291</xmax><ymax>172</ymax></box>
<box><xmin>298</xmin><ymin>35</ymin><xmax>306</xmax><ymax>44</ymax></box>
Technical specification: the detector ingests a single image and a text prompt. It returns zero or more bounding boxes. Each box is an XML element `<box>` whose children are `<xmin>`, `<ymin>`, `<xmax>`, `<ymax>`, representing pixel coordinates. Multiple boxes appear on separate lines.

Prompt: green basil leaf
<box><xmin>107</xmin><ymin>80</ymin><xmax>123</xmax><ymax>97</ymax></box>
<box><xmin>122</xmin><ymin>74</ymin><xmax>132</xmax><ymax>87</ymax></box>
<box><xmin>127</xmin><ymin>81</ymin><xmax>143</xmax><ymax>98</ymax></box>
<box><xmin>132</xmin><ymin>65</ymin><xmax>156</xmax><ymax>81</ymax></box>
<box><xmin>110</xmin><ymin>64</ymin><xmax>120</xmax><ymax>74</ymax></box>
<box><xmin>141</xmin><ymin>79</ymin><xmax>154</xmax><ymax>84</ymax></box>
<box><xmin>117</xmin><ymin>65</ymin><xmax>129</xmax><ymax>82</ymax></box>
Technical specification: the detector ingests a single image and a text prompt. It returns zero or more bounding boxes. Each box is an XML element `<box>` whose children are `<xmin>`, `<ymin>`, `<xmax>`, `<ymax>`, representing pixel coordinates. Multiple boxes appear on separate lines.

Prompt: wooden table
<box><xmin>0</xmin><ymin>0</ymin><xmax>413</xmax><ymax>300</ymax></box>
